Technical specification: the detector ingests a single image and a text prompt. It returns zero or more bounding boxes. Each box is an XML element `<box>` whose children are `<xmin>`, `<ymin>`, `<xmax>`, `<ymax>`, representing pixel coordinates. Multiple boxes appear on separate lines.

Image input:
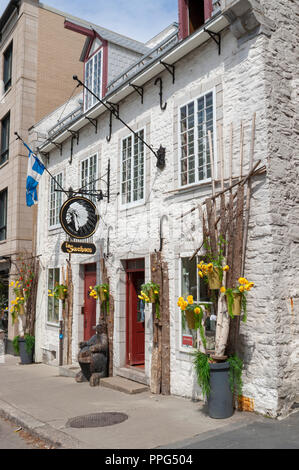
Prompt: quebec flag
<box><xmin>26</xmin><ymin>150</ymin><xmax>45</xmax><ymax>207</ymax></box>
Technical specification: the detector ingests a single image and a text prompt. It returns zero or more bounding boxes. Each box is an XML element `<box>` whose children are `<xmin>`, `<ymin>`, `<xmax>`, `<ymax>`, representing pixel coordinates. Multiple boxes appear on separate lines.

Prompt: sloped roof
<box><xmin>65</xmin><ymin>16</ymin><xmax>150</xmax><ymax>57</ymax></box>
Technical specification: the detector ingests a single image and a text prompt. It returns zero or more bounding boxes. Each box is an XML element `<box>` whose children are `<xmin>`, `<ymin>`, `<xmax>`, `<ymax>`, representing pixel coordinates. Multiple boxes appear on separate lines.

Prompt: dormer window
<box><xmin>84</xmin><ymin>49</ymin><xmax>102</xmax><ymax>111</ymax></box>
<box><xmin>178</xmin><ymin>0</ymin><xmax>213</xmax><ymax>40</ymax></box>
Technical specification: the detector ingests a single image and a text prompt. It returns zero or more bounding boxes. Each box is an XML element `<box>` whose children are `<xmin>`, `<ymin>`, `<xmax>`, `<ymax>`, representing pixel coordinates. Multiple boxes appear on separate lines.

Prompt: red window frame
<box><xmin>178</xmin><ymin>0</ymin><xmax>213</xmax><ymax>40</ymax></box>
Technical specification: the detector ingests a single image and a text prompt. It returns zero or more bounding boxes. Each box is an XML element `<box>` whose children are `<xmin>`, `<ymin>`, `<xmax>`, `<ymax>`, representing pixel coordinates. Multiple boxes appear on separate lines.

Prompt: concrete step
<box><xmin>100</xmin><ymin>376</ymin><xmax>149</xmax><ymax>395</ymax></box>
<box><xmin>59</xmin><ymin>364</ymin><xmax>80</xmax><ymax>378</ymax></box>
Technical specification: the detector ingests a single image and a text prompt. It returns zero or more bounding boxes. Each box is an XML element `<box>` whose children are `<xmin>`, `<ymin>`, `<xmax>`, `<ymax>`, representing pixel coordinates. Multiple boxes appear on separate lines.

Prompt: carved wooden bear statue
<box><xmin>75</xmin><ymin>318</ymin><xmax>108</xmax><ymax>386</ymax></box>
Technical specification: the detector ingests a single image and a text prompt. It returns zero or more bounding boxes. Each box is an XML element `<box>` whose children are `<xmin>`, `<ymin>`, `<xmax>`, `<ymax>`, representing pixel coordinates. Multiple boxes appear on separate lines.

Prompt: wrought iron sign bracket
<box><xmin>68</xmin><ymin>130</ymin><xmax>79</xmax><ymax>145</ymax></box>
<box><xmin>154</xmin><ymin>77</ymin><xmax>167</xmax><ymax>111</ymax></box>
<box><xmin>204</xmin><ymin>28</ymin><xmax>221</xmax><ymax>55</ymax></box>
<box><xmin>86</xmin><ymin>117</ymin><xmax>98</xmax><ymax>134</ymax></box>
<box><xmin>68</xmin><ymin>130</ymin><xmax>79</xmax><ymax>164</ymax></box>
<box><xmin>129</xmin><ymin>83</ymin><xmax>144</xmax><ymax>104</ymax></box>
<box><xmin>106</xmin><ymin>102</ymin><xmax>119</xmax><ymax>142</ymax></box>
<box><xmin>160</xmin><ymin>61</ymin><xmax>175</xmax><ymax>84</ymax></box>
<box><xmin>73</xmin><ymin>76</ymin><xmax>167</xmax><ymax>170</ymax></box>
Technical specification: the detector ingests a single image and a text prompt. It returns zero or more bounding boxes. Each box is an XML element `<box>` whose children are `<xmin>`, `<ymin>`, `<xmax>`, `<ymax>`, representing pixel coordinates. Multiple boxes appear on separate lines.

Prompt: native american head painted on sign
<box><xmin>60</xmin><ymin>197</ymin><xmax>99</xmax><ymax>239</ymax></box>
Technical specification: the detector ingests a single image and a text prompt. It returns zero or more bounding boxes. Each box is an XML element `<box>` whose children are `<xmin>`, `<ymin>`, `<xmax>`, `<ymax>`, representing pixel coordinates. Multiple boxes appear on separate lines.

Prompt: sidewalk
<box><xmin>0</xmin><ymin>355</ymin><xmax>266</xmax><ymax>449</ymax></box>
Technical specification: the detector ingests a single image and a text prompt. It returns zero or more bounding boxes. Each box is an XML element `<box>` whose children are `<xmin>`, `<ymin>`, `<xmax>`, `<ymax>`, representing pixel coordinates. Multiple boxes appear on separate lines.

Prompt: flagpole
<box><xmin>15</xmin><ymin>132</ymin><xmax>69</xmax><ymax>198</ymax></box>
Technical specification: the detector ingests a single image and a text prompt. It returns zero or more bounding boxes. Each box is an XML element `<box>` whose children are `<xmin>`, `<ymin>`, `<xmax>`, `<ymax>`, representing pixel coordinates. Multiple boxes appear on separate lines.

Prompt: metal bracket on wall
<box><xmin>129</xmin><ymin>83</ymin><xmax>144</xmax><ymax>104</ymax></box>
<box><xmin>51</xmin><ymin>141</ymin><xmax>63</xmax><ymax>156</ymax></box>
<box><xmin>86</xmin><ymin>117</ymin><xmax>98</xmax><ymax>134</ymax></box>
<box><xmin>154</xmin><ymin>77</ymin><xmax>167</xmax><ymax>111</ymax></box>
<box><xmin>68</xmin><ymin>130</ymin><xmax>79</xmax><ymax>164</ymax></box>
<box><xmin>106</xmin><ymin>102</ymin><xmax>119</xmax><ymax>142</ymax></box>
<box><xmin>40</xmin><ymin>152</ymin><xmax>49</xmax><ymax>164</ymax></box>
<box><xmin>160</xmin><ymin>61</ymin><xmax>175</xmax><ymax>84</ymax></box>
<box><xmin>204</xmin><ymin>28</ymin><xmax>221</xmax><ymax>55</ymax></box>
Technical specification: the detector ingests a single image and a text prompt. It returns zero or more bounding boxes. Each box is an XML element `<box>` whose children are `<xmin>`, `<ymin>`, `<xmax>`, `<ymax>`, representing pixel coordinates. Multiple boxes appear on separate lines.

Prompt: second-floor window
<box><xmin>80</xmin><ymin>154</ymin><xmax>97</xmax><ymax>202</ymax></box>
<box><xmin>84</xmin><ymin>50</ymin><xmax>102</xmax><ymax>111</ymax></box>
<box><xmin>49</xmin><ymin>173</ymin><xmax>63</xmax><ymax>228</ymax></box>
<box><xmin>3</xmin><ymin>42</ymin><xmax>13</xmax><ymax>92</ymax></box>
<box><xmin>0</xmin><ymin>113</ymin><xmax>10</xmax><ymax>166</ymax></box>
<box><xmin>0</xmin><ymin>188</ymin><xmax>7</xmax><ymax>241</ymax></box>
<box><xmin>179</xmin><ymin>91</ymin><xmax>214</xmax><ymax>186</ymax></box>
<box><xmin>121</xmin><ymin>130</ymin><xmax>145</xmax><ymax>205</ymax></box>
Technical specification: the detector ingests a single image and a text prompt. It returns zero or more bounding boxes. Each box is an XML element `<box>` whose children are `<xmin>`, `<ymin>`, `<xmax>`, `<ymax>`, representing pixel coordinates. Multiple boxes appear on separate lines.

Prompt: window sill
<box><xmin>164</xmin><ymin>178</ymin><xmax>212</xmax><ymax>196</ymax></box>
<box><xmin>46</xmin><ymin>322</ymin><xmax>60</xmax><ymax>329</ymax></box>
<box><xmin>0</xmin><ymin>160</ymin><xmax>9</xmax><ymax>171</ymax></box>
<box><xmin>120</xmin><ymin>198</ymin><xmax>146</xmax><ymax>212</ymax></box>
<box><xmin>0</xmin><ymin>85</ymin><xmax>12</xmax><ymax>102</ymax></box>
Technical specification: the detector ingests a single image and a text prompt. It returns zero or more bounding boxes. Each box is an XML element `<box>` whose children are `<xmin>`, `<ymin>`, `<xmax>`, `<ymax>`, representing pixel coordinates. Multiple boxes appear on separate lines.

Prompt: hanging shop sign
<box><xmin>60</xmin><ymin>197</ymin><xmax>99</xmax><ymax>239</ymax></box>
<box><xmin>61</xmin><ymin>241</ymin><xmax>97</xmax><ymax>255</ymax></box>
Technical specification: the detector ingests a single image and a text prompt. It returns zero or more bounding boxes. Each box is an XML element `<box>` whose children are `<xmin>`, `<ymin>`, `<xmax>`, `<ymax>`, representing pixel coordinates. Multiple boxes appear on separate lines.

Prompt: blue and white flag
<box><xmin>26</xmin><ymin>149</ymin><xmax>45</xmax><ymax>207</ymax></box>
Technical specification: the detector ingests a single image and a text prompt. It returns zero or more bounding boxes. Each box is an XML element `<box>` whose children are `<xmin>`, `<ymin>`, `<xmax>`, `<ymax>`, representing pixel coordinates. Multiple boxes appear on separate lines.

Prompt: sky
<box><xmin>0</xmin><ymin>0</ymin><xmax>178</xmax><ymax>43</ymax></box>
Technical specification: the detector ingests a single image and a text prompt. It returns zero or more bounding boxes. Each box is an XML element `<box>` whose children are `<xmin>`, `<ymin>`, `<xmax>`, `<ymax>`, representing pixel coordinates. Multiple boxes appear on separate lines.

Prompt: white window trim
<box><xmin>178</xmin><ymin>88</ymin><xmax>217</xmax><ymax>189</ymax></box>
<box><xmin>178</xmin><ymin>255</ymin><xmax>214</xmax><ymax>354</ymax></box>
<box><xmin>120</xmin><ymin>127</ymin><xmax>146</xmax><ymax>210</ymax></box>
<box><xmin>84</xmin><ymin>49</ymin><xmax>103</xmax><ymax>113</ymax></box>
<box><xmin>46</xmin><ymin>266</ymin><xmax>61</xmax><ymax>326</ymax></box>
<box><xmin>79</xmin><ymin>153</ymin><xmax>98</xmax><ymax>201</ymax></box>
<box><xmin>48</xmin><ymin>172</ymin><xmax>64</xmax><ymax>230</ymax></box>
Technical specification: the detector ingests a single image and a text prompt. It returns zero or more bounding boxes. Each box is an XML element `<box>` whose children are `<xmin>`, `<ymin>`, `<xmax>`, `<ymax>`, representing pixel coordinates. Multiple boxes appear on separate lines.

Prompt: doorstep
<box><xmin>100</xmin><ymin>376</ymin><xmax>149</xmax><ymax>395</ymax></box>
<box><xmin>59</xmin><ymin>364</ymin><xmax>80</xmax><ymax>378</ymax></box>
<box><xmin>115</xmin><ymin>366</ymin><xmax>149</xmax><ymax>386</ymax></box>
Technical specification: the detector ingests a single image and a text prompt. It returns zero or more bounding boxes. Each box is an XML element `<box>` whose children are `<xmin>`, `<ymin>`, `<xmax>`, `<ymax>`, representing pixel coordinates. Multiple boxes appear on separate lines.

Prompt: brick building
<box><xmin>30</xmin><ymin>0</ymin><xmax>298</xmax><ymax>418</ymax></box>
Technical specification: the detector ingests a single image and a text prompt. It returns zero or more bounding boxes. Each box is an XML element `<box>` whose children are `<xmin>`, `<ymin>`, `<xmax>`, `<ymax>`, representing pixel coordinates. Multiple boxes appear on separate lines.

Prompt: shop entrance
<box><xmin>126</xmin><ymin>259</ymin><xmax>145</xmax><ymax>367</ymax></box>
<box><xmin>83</xmin><ymin>264</ymin><xmax>97</xmax><ymax>341</ymax></box>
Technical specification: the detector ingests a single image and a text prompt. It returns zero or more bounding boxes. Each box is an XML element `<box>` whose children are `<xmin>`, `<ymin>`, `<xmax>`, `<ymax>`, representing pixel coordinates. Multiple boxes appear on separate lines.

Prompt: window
<box><xmin>47</xmin><ymin>268</ymin><xmax>60</xmax><ymax>324</ymax></box>
<box><xmin>178</xmin><ymin>0</ymin><xmax>212</xmax><ymax>39</ymax></box>
<box><xmin>84</xmin><ymin>50</ymin><xmax>102</xmax><ymax>111</ymax></box>
<box><xmin>49</xmin><ymin>173</ymin><xmax>63</xmax><ymax>227</ymax></box>
<box><xmin>121</xmin><ymin>130</ymin><xmax>145</xmax><ymax>205</ymax></box>
<box><xmin>80</xmin><ymin>154</ymin><xmax>97</xmax><ymax>203</ymax></box>
<box><xmin>0</xmin><ymin>188</ymin><xmax>7</xmax><ymax>241</ymax></box>
<box><xmin>179</xmin><ymin>91</ymin><xmax>214</xmax><ymax>186</ymax></box>
<box><xmin>3</xmin><ymin>42</ymin><xmax>13</xmax><ymax>92</ymax></box>
<box><xmin>1</xmin><ymin>112</ymin><xmax>10</xmax><ymax>165</ymax></box>
<box><xmin>180</xmin><ymin>256</ymin><xmax>214</xmax><ymax>349</ymax></box>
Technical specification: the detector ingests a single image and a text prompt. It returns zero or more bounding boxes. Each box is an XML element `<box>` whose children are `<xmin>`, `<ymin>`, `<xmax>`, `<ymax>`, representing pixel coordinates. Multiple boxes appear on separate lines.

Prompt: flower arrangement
<box><xmin>48</xmin><ymin>283</ymin><xmax>68</xmax><ymax>304</ymax></box>
<box><xmin>177</xmin><ymin>295</ymin><xmax>207</xmax><ymax>348</ymax></box>
<box><xmin>139</xmin><ymin>281</ymin><xmax>160</xmax><ymax>319</ymax></box>
<box><xmin>9</xmin><ymin>280</ymin><xmax>25</xmax><ymax>324</ymax></box>
<box><xmin>197</xmin><ymin>238</ymin><xmax>229</xmax><ymax>289</ymax></box>
<box><xmin>89</xmin><ymin>283</ymin><xmax>109</xmax><ymax>315</ymax></box>
<box><xmin>221</xmin><ymin>277</ymin><xmax>254</xmax><ymax>321</ymax></box>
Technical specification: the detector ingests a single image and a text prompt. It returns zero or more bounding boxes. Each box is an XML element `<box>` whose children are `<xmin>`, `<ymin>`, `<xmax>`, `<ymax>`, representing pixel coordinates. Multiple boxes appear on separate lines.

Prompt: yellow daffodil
<box><xmin>198</xmin><ymin>271</ymin><xmax>203</xmax><ymax>278</ymax></box>
<box><xmin>220</xmin><ymin>286</ymin><xmax>226</xmax><ymax>294</ymax></box>
<box><xmin>187</xmin><ymin>295</ymin><xmax>193</xmax><ymax>305</ymax></box>
<box><xmin>154</xmin><ymin>290</ymin><xmax>159</xmax><ymax>294</ymax></box>
<box><xmin>238</xmin><ymin>278</ymin><xmax>248</xmax><ymax>285</ymax></box>
<box><xmin>239</xmin><ymin>286</ymin><xmax>245</xmax><ymax>293</ymax></box>
<box><xmin>139</xmin><ymin>295</ymin><xmax>144</xmax><ymax>300</ymax></box>
<box><xmin>223</xmin><ymin>265</ymin><xmax>229</xmax><ymax>272</ymax></box>
<box><xmin>10</xmin><ymin>281</ymin><xmax>14</xmax><ymax>287</ymax></box>
<box><xmin>194</xmin><ymin>307</ymin><xmax>201</xmax><ymax>314</ymax></box>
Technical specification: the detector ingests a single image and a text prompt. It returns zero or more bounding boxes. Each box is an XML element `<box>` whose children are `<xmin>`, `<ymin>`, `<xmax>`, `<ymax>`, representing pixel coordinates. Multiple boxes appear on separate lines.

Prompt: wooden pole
<box><xmin>241</xmin><ymin>113</ymin><xmax>256</xmax><ymax>275</ymax></box>
<box><xmin>208</xmin><ymin>130</ymin><xmax>215</xmax><ymax>197</ymax></box>
<box><xmin>219</xmin><ymin>124</ymin><xmax>224</xmax><ymax>191</ymax></box>
<box><xmin>239</xmin><ymin>121</ymin><xmax>244</xmax><ymax>181</ymax></box>
<box><xmin>229</xmin><ymin>123</ymin><xmax>233</xmax><ymax>186</ymax></box>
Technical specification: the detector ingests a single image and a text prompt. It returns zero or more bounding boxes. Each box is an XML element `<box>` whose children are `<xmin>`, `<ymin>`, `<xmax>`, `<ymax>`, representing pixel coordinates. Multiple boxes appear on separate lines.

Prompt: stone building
<box><xmin>30</xmin><ymin>0</ymin><xmax>298</xmax><ymax>418</ymax></box>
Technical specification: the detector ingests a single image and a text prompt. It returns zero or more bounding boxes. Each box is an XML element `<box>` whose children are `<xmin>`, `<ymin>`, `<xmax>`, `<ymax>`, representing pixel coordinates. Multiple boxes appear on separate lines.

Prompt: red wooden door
<box><xmin>84</xmin><ymin>265</ymin><xmax>97</xmax><ymax>341</ymax></box>
<box><xmin>126</xmin><ymin>270</ymin><xmax>145</xmax><ymax>366</ymax></box>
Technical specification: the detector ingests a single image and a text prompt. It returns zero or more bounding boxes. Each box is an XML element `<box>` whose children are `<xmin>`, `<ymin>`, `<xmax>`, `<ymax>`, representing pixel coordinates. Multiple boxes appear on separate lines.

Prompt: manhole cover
<box><xmin>66</xmin><ymin>412</ymin><xmax>128</xmax><ymax>428</ymax></box>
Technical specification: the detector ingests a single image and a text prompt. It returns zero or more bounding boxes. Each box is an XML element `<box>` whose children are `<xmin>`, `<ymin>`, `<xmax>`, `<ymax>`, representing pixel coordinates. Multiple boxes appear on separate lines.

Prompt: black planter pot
<box><xmin>18</xmin><ymin>338</ymin><xmax>34</xmax><ymax>365</ymax></box>
<box><xmin>208</xmin><ymin>362</ymin><xmax>233</xmax><ymax>419</ymax></box>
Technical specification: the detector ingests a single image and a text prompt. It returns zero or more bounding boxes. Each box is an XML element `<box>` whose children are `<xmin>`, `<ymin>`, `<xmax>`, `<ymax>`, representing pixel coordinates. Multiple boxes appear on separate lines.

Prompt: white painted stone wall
<box><xmin>30</xmin><ymin>0</ymin><xmax>298</xmax><ymax>417</ymax></box>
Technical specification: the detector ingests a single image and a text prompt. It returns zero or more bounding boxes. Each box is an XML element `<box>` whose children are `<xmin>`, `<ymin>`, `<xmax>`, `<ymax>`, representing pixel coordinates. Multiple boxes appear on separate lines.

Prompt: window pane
<box><xmin>3</xmin><ymin>42</ymin><xmax>13</xmax><ymax>91</ymax></box>
<box><xmin>197</xmin><ymin>92</ymin><xmax>214</xmax><ymax>181</ymax></box>
<box><xmin>0</xmin><ymin>189</ymin><xmax>7</xmax><ymax>241</ymax></box>
<box><xmin>50</xmin><ymin>173</ymin><xmax>63</xmax><ymax>227</ymax></box>
<box><xmin>1</xmin><ymin>113</ymin><xmax>10</xmax><ymax>165</ymax></box>
<box><xmin>48</xmin><ymin>268</ymin><xmax>60</xmax><ymax>324</ymax></box>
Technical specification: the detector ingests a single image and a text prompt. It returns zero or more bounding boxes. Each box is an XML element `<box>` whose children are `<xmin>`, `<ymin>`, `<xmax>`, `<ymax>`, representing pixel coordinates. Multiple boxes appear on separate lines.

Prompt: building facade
<box><xmin>30</xmin><ymin>0</ymin><xmax>298</xmax><ymax>418</ymax></box>
<box><xmin>0</xmin><ymin>0</ymin><xmax>94</xmax><ymax>347</ymax></box>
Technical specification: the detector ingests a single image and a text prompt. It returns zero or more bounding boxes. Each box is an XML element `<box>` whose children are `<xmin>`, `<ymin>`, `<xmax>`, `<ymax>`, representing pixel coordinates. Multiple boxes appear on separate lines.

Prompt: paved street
<box><xmin>0</xmin><ymin>355</ymin><xmax>298</xmax><ymax>449</ymax></box>
<box><xmin>0</xmin><ymin>417</ymin><xmax>46</xmax><ymax>449</ymax></box>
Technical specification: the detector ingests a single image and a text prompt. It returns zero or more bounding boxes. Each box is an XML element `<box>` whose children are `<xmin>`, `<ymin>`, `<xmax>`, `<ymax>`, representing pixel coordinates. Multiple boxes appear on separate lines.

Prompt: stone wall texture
<box><xmin>31</xmin><ymin>0</ymin><xmax>298</xmax><ymax>417</ymax></box>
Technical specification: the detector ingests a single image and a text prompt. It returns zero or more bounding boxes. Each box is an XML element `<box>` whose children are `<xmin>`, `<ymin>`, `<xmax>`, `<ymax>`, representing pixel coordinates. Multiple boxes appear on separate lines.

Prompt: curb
<box><xmin>0</xmin><ymin>399</ymin><xmax>87</xmax><ymax>449</ymax></box>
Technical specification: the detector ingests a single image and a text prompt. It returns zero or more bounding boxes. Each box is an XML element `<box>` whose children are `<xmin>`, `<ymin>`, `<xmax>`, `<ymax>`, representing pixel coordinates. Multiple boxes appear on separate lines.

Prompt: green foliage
<box><xmin>12</xmin><ymin>336</ymin><xmax>20</xmax><ymax>355</ymax></box>
<box><xmin>12</xmin><ymin>335</ymin><xmax>35</xmax><ymax>356</ymax></box>
<box><xmin>193</xmin><ymin>351</ymin><xmax>211</xmax><ymax>399</ymax></box>
<box><xmin>141</xmin><ymin>281</ymin><xmax>160</xmax><ymax>319</ymax></box>
<box><xmin>228</xmin><ymin>354</ymin><xmax>243</xmax><ymax>397</ymax></box>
